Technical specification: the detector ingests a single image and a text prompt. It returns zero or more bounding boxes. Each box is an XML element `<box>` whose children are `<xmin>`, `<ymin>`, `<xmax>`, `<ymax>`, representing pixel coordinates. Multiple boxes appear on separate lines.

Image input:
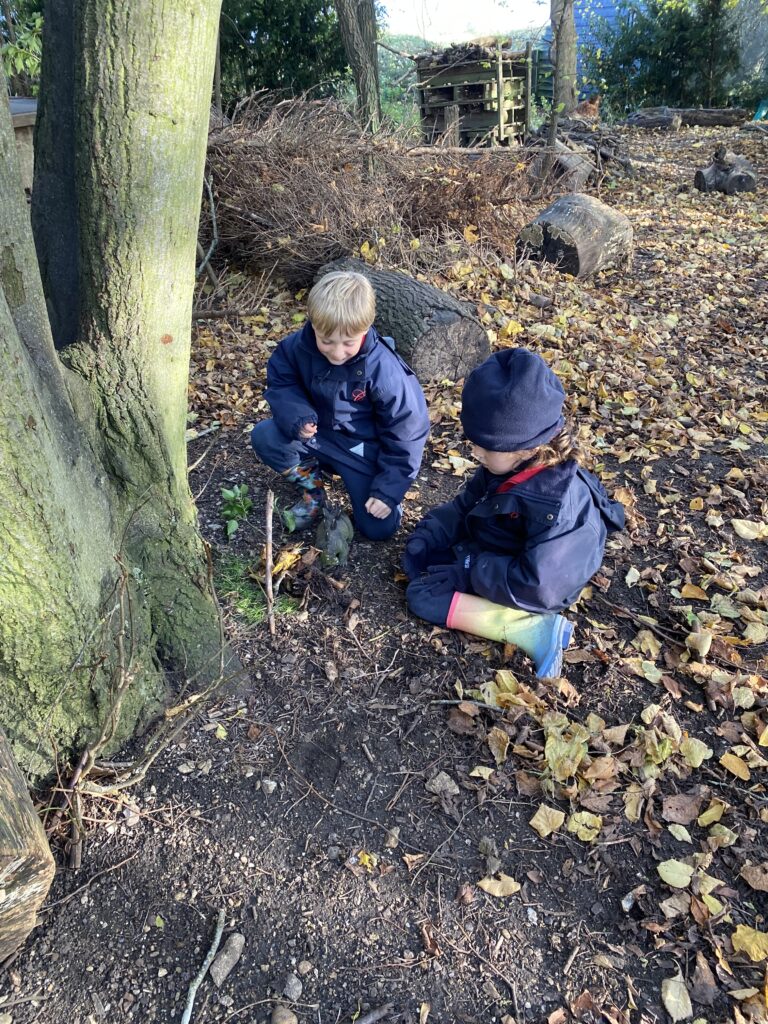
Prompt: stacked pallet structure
<box><xmin>415</xmin><ymin>43</ymin><xmax>547</xmax><ymax>147</ymax></box>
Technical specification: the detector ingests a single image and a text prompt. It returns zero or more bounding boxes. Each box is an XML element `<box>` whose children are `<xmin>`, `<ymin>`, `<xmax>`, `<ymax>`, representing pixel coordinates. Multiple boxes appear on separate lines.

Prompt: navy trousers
<box><xmin>251</xmin><ymin>419</ymin><xmax>402</xmax><ymax>541</ymax></box>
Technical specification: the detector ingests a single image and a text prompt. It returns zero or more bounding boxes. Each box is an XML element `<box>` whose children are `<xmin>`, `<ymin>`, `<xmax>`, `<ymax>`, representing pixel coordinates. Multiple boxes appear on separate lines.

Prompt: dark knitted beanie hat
<box><xmin>460</xmin><ymin>348</ymin><xmax>565</xmax><ymax>452</ymax></box>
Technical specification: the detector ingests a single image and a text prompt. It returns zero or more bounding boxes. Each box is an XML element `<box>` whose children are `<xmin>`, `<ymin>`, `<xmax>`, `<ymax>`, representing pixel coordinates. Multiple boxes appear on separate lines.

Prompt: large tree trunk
<box><xmin>0</xmin><ymin>730</ymin><xmax>55</xmax><ymax>959</ymax></box>
<box><xmin>518</xmin><ymin>194</ymin><xmax>633</xmax><ymax>278</ymax></box>
<box><xmin>1</xmin><ymin>1</ymin><xmax>228</xmax><ymax>779</ymax></box>
<box><xmin>317</xmin><ymin>258</ymin><xmax>490</xmax><ymax>383</ymax></box>
<box><xmin>335</xmin><ymin>0</ymin><xmax>381</xmax><ymax>131</ymax></box>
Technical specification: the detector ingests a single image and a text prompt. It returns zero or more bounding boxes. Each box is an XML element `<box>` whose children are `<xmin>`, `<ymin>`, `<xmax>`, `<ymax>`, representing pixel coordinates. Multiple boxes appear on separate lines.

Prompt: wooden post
<box><xmin>0</xmin><ymin>730</ymin><xmax>55</xmax><ymax>960</ymax></box>
<box><xmin>444</xmin><ymin>103</ymin><xmax>460</xmax><ymax>147</ymax></box>
<box><xmin>525</xmin><ymin>41</ymin><xmax>533</xmax><ymax>136</ymax></box>
<box><xmin>496</xmin><ymin>45</ymin><xmax>505</xmax><ymax>145</ymax></box>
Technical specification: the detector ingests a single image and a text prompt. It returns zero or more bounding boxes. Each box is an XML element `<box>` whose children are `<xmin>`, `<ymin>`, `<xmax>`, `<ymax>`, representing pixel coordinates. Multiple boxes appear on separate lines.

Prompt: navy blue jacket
<box><xmin>264</xmin><ymin>323</ymin><xmax>430</xmax><ymax>509</ymax></box>
<box><xmin>411</xmin><ymin>460</ymin><xmax>625</xmax><ymax>613</ymax></box>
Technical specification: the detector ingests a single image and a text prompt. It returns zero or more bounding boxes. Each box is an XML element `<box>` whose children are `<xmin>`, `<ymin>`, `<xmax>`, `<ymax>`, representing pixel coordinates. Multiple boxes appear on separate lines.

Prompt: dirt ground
<box><xmin>2</xmin><ymin>127</ymin><xmax>767</xmax><ymax>1024</ymax></box>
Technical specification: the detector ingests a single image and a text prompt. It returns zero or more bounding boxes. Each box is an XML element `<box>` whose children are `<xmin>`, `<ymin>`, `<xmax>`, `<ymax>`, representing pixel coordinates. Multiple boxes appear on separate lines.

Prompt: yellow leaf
<box><xmin>657</xmin><ymin>859</ymin><xmax>694</xmax><ymax>888</ymax></box>
<box><xmin>697</xmin><ymin>799</ymin><xmax>726</xmax><ymax>827</ymax></box>
<box><xmin>731</xmin><ymin>519</ymin><xmax>768</xmax><ymax>541</ymax></box>
<box><xmin>529</xmin><ymin>805</ymin><xmax>566</xmax><ymax>838</ymax></box>
<box><xmin>469</xmin><ymin>765</ymin><xmax>494</xmax><ymax>780</ymax></box>
<box><xmin>409</xmin><ymin>237</ymin><xmax>420</xmax><ymax>250</ymax></box>
<box><xmin>661</xmin><ymin>970</ymin><xmax>693</xmax><ymax>1022</ymax></box>
<box><xmin>680</xmin><ymin>736</ymin><xmax>713</xmax><ymax>768</ymax></box>
<box><xmin>681</xmin><ymin>583</ymin><xmax>709</xmax><ymax>600</ymax></box>
<box><xmin>689</xmin><ymin>497</ymin><xmax>704</xmax><ymax>511</ymax></box>
<box><xmin>487</xmin><ymin>726</ymin><xmax>509</xmax><ymax>766</ymax></box>
<box><xmin>477</xmin><ymin>873</ymin><xmax>521</xmax><ymax>898</ymax></box>
<box><xmin>463</xmin><ymin>224</ymin><xmax>479</xmax><ymax>244</ymax></box>
<box><xmin>357</xmin><ymin>850</ymin><xmax>378</xmax><ymax>872</ymax></box>
<box><xmin>566</xmin><ymin>811</ymin><xmax>602</xmax><ymax>842</ymax></box>
<box><xmin>720</xmin><ymin>752</ymin><xmax>751</xmax><ymax>780</ymax></box>
<box><xmin>732</xmin><ymin>925</ymin><xmax>768</xmax><ymax>962</ymax></box>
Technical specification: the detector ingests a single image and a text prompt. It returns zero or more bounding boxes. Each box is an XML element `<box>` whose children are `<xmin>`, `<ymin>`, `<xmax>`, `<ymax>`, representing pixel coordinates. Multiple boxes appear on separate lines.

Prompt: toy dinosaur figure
<box><xmin>315</xmin><ymin>506</ymin><xmax>354</xmax><ymax>568</ymax></box>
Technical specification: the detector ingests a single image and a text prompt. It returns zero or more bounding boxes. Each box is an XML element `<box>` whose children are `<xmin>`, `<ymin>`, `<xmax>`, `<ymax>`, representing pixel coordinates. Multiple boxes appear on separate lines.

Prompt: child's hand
<box><xmin>365</xmin><ymin>497</ymin><xmax>391</xmax><ymax>520</ymax></box>
<box><xmin>402</xmin><ymin>535</ymin><xmax>429</xmax><ymax>578</ymax></box>
<box><xmin>298</xmin><ymin>421</ymin><xmax>317</xmax><ymax>439</ymax></box>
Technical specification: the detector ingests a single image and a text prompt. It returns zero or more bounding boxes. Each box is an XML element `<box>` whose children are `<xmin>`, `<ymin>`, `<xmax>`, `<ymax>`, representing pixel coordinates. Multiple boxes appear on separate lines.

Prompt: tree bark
<box><xmin>518</xmin><ymin>194</ymin><xmax>633</xmax><ymax>278</ymax></box>
<box><xmin>529</xmin><ymin>138</ymin><xmax>596</xmax><ymax>191</ymax></box>
<box><xmin>627</xmin><ymin>106</ymin><xmax>746</xmax><ymax>128</ymax></box>
<box><xmin>1</xmin><ymin>1</ymin><xmax>230</xmax><ymax>779</ymax></box>
<box><xmin>335</xmin><ymin>0</ymin><xmax>381</xmax><ymax>131</ymax></box>
<box><xmin>0</xmin><ymin>729</ymin><xmax>55</xmax><ymax>960</ymax></box>
<box><xmin>550</xmin><ymin>0</ymin><xmax>577</xmax><ymax>116</ymax></box>
<box><xmin>316</xmin><ymin>258</ymin><xmax>490</xmax><ymax>383</ymax></box>
<box><xmin>694</xmin><ymin>146</ymin><xmax>757</xmax><ymax>194</ymax></box>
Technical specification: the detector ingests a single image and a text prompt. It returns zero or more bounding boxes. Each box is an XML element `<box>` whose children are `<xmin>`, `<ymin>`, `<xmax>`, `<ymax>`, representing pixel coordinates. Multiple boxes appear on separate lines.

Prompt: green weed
<box><xmin>215</xmin><ymin>554</ymin><xmax>297</xmax><ymax>625</ymax></box>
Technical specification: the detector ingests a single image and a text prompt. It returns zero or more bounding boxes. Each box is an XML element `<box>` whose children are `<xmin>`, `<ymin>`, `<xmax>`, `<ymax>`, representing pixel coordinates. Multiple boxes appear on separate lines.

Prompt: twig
<box><xmin>265</xmin><ymin>489</ymin><xmax>276</xmax><ymax>637</ymax></box>
<box><xmin>180</xmin><ymin>908</ymin><xmax>226</xmax><ymax>1024</ymax></box>
<box><xmin>356</xmin><ymin>1004</ymin><xmax>395</xmax><ymax>1024</ymax></box>
<box><xmin>42</xmin><ymin>852</ymin><xmax>139</xmax><ymax>911</ymax></box>
<box><xmin>196</xmin><ymin>175</ymin><xmax>219</xmax><ymax>279</ymax></box>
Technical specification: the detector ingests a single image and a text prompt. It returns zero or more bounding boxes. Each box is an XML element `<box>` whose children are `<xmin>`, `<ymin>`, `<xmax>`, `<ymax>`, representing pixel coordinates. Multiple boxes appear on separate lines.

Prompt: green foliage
<box><xmin>377</xmin><ymin>33</ymin><xmax>430</xmax><ymax>128</ymax></box>
<box><xmin>219</xmin><ymin>0</ymin><xmax>348</xmax><ymax>107</ymax></box>
<box><xmin>583</xmin><ymin>0</ymin><xmax>741</xmax><ymax>108</ymax></box>
<box><xmin>1</xmin><ymin>9</ymin><xmax>42</xmax><ymax>92</ymax></box>
<box><xmin>215</xmin><ymin>554</ymin><xmax>296</xmax><ymax>624</ymax></box>
<box><xmin>220</xmin><ymin>483</ymin><xmax>253</xmax><ymax>539</ymax></box>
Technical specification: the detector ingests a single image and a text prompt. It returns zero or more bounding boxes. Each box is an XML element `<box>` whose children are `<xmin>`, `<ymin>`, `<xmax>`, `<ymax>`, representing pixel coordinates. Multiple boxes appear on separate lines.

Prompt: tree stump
<box><xmin>694</xmin><ymin>145</ymin><xmax>757</xmax><ymax>195</ymax></box>
<box><xmin>0</xmin><ymin>730</ymin><xmax>55</xmax><ymax>960</ymax></box>
<box><xmin>517</xmin><ymin>194</ymin><xmax>633</xmax><ymax>278</ymax></box>
<box><xmin>316</xmin><ymin>258</ymin><xmax>490</xmax><ymax>383</ymax></box>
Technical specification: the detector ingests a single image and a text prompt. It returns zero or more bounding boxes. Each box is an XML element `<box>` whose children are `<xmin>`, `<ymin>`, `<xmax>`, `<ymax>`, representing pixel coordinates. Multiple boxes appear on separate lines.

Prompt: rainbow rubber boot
<box><xmin>281</xmin><ymin>461</ymin><xmax>326</xmax><ymax>532</ymax></box>
<box><xmin>447</xmin><ymin>592</ymin><xmax>573</xmax><ymax>678</ymax></box>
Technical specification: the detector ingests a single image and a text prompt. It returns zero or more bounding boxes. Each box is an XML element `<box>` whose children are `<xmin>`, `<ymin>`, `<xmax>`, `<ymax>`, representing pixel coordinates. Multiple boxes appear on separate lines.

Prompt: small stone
<box><xmin>425</xmin><ymin>771</ymin><xmax>459</xmax><ymax>797</ymax></box>
<box><xmin>327</xmin><ymin>846</ymin><xmax>342</xmax><ymax>862</ymax></box>
<box><xmin>210</xmin><ymin>933</ymin><xmax>246</xmax><ymax>988</ymax></box>
<box><xmin>282</xmin><ymin>972</ymin><xmax>303</xmax><ymax>1001</ymax></box>
<box><xmin>383</xmin><ymin>827</ymin><xmax>400</xmax><ymax>849</ymax></box>
<box><xmin>271</xmin><ymin>1007</ymin><xmax>299</xmax><ymax>1024</ymax></box>
<box><xmin>297</xmin><ymin>960</ymin><xmax>312</xmax><ymax>976</ymax></box>
<box><xmin>526</xmin><ymin>907</ymin><xmax>539</xmax><ymax>926</ymax></box>
<box><xmin>157</xmin><ymin>967</ymin><xmax>168</xmax><ymax>978</ymax></box>
<box><xmin>262</xmin><ymin>779</ymin><xmax>278</xmax><ymax>796</ymax></box>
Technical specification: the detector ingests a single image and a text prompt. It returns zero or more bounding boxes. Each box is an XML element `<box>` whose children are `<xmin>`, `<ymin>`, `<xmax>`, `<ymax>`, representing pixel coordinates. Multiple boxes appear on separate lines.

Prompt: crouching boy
<box><xmin>251</xmin><ymin>271</ymin><xmax>430</xmax><ymax>540</ymax></box>
<box><xmin>402</xmin><ymin>349</ymin><xmax>625</xmax><ymax>678</ymax></box>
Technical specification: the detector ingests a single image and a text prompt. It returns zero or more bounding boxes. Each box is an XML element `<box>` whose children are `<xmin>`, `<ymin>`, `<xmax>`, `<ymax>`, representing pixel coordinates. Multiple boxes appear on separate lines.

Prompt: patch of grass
<box><xmin>215</xmin><ymin>554</ymin><xmax>297</xmax><ymax>625</ymax></box>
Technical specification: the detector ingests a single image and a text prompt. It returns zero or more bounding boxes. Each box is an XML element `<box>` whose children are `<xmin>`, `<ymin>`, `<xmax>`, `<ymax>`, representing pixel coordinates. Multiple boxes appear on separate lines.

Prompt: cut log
<box><xmin>315</xmin><ymin>258</ymin><xmax>490</xmax><ymax>383</ymax></box>
<box><xmin>627</xmin><ymin>106</ymin><xmax>747</xmax><ymax>128</ymax></box>
<box><xmin>694</xmin><ymin>146</ymin><xmax>757</xmax><ymax>194</ymax></box>
<box><xmin>625</xmin><ymin>107</ymin><xmax>682</xmax><ymax>130</ymax></box>
<box><xmin>0</xmin><ymin>730</ymin><xmax>55</xmax><ymax>960</ymax></box>
<box><xmin>517</xmin><ymin>194</ymin><xmax>633</xmax><ymax>278</ymax></box>
<box><xmin>529</xmin><ymin>139</ymin><xmax>597</xmax><ymax>191</ymax></box>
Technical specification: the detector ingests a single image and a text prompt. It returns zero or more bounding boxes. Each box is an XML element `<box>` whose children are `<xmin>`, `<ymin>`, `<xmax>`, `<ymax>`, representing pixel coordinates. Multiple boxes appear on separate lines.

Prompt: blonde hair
<box><xmin>531</xmin><ymin>424</ymin><xmax>592</xmax><ymax>469</ymax></box>
<box><xmin>307</xmin><ymin>271</ymin><xmax>376</xmax><ymax>336</ymax></box>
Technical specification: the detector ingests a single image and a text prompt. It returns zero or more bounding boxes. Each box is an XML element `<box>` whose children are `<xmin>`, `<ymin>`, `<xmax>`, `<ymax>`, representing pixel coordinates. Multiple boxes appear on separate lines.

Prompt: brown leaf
<box><xmin>446</xmin><ymin>708</ymin><xmax>480</xmax><ymax>736</ymax></box>
<box><xmin>740</xmin><ymin>862</ymin><xmax>768</xmax><ymax>892</ymax></box>
<box><xmin>690</xmin><ymin>951</ymin><xmax>718</xmax><ymax>1006</ymax></box>
<box><xmin>662</xmin><ymin>791</ymin><xmax>704</xmax><ymax>825</ymax></box>
<box><xmin>457</xmin><ymin>882</ymin><xmax>475</xmax><ymax>905</ymax></box>
<box><xmin>420</xmin><ymin>921</ymin><xmax>441</xmax><ymax>957</ymax></box>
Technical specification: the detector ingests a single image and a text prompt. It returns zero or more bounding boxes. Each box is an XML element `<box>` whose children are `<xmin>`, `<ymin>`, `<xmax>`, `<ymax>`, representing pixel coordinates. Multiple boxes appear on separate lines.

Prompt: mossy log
<box><xmin>0</xmin><ymin>730</ymin><xmax>55</xmax><ymax>960</ymax></box>
<box><xmin>529</xmin><ymin>139</ymin><xmax>597</xmax><ymax>191</ymax></box>
<box><xmin>316</xmin><ymin>258</ymin><xmax>490</xmax><ymax>383</ymax></box>
<box><xmin>694</xmin><ymin>146</ymin><xmax>757</xmax><ymax>195</ymax></box>
<box><xmin>517</xmin><ymin>194</ymin><xmax>633</xmax><ymax>278</ymax></box>
<box><xmin>627</xmin><ymin>106</ymin><xmax>747</xmax><ymax>128</ymax></box>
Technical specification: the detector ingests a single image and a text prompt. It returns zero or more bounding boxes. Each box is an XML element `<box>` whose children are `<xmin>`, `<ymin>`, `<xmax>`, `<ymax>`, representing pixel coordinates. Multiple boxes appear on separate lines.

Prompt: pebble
<box><xmin>271</xmin><ymin>1008</ymin><xmax>299</xmax><ymax>1024</ymax></box>
<box><xmin>282</xmin><ymin>972</ymin><xmax>303</xmax><ymax>1001</ymax></box>
<box><xmin>210</xmin><ymin>933</ymin><xmax>246</xmax><ymax>988</ymax></box>
<box><xmin>327</xmin><ymin>845</ymin><xmax>342</xmax><ymax>862</ymax></box>
<box><xmin>262</xmin><ymin>779</ymin><xmax>278</xmax><ymax>796</ymax></box>
<box><xmin>297</xmin><ymin>960</ymin><xmax>313</xmax><ymax>976</ymax></box>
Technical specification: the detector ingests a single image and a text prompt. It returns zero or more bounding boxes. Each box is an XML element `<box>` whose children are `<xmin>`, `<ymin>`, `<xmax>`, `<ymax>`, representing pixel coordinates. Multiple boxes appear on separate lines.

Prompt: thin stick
<box><xmin>357</xmin><ymin>1004</ymin><xmax>395</xmax><ymax>1024</ymax></box>
<box><xmin>265</xmin><ymin>489</ymin><xmax>276</xmax><ymax>637</ymax></box>
<box><xmin>42</xmin><ymin>852</ymin><xmax>138</xmax><ymax>911</ymax></box>
<box><xmin>180</xmin><ymin>908</ymin><xmax>226</xmax><ymax>1024</ymax></box>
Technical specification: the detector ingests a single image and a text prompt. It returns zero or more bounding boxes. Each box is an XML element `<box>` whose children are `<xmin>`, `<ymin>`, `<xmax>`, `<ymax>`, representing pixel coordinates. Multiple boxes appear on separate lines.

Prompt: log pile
<box><xmin>316</xmin><ymin>258</ymin><xmax>490</xmax><ymax>384</ymax></box>
<box><xmin>694</xmin><ymin>145</ymin><xmax>757</xmax><ymax>195</ymax></box>
<box><xmin>626</xmin><ymin>106</ymin><xmax>748</xmax><ymax>129</ymax></box>
<box><xmin>518</xmin><ymin>194</ymin><xmax>633</xmax><ymax>278</ymax></box>
<box><xmin>529</xmin><ymin>120</ymin><xmax>633</xmax><ymax>179</ymax></box>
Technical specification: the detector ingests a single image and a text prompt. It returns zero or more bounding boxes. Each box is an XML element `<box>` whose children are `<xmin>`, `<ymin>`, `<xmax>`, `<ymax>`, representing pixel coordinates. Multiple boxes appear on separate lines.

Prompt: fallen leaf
<box><xmin>690</xmin><ymin>951</ymin><xmax>717</xmax><ymax>1007</ymax></box>
<box><xmin>661</xmin><ymin>970</ymin><xmax>693</xmax><ymax>1022</ymax></box>
<box><xmin>566</xmin><ymin>811</ymin><xmax>602</xmax><ymax>841</ymax></box>
<box><xmin>682</xmin><ymin>583</ymin><xmax>709</xmax><ymax>600</ymax></box>
<box><xmin>662</xmin><ymin>792</ymin><xmax>703</xmax><ymax>825</ymax></box>
<box><xmin>658</xmin><ymin>859</ymin><xmax>695</xmax><ymax>888</ymax></box>
<box><xmin>477</xmin><ymin>873</ymin><xmax>521</xmax><ymax>898</ymax></box>
<box><xmin>731</xmin><ymin>519</ymin><xmax>768</xmax><ymax>541</ymax></box>
<box><xmin>487</xmin><ymin>726</ymin><xmax>510</xmax><ymax>766</ymax></box>
<box><xmin>668</xmin><ymin>824</ymin><xmax>693</xmax><ymax>843</ymax></box>
<box><xmin>720</xmin><ymin>752</ymin><xmax>750</xmax><ymax>780</ymax></box>
<box><xmin>447</xmin><ymin>708</ymin><xmax>480</xmax><ymax>735</ymax></box>
<box><xmin>529</xmin><ymin>805</ymin><xmax>566</xmax><ymax>838</ymax></box>
<box><xmin>680</xmin><ymin>737</ymin><xmax>713</xmax><ymax>768</ymax></box>
<box><xmin>425</xmin><ymin>771</ymin><xmax>460</xmax><ymax>797</ymax></box>
<box><xmin>419</xmin><ymin>1002</ymin><xmax>431</xmax><ymax>1024</ymax></box>
<box><xmin>469</xmin><ymin>765</ymin><xmax>495</xmax><ymax>780</ymax></box>
<box><xmin>732</xmin><ymin>924</ymin><xmax>768</xmax><ymax>962</ymax></box>
<box><xmin>403</xmin><ymin>853</ymin><xmax>426</xmax><ymax>872</ymax></box>
<box><xmin>740</xmin><ymin>862</ymin><xmax>768</xmax><ymax>892</ymax></box>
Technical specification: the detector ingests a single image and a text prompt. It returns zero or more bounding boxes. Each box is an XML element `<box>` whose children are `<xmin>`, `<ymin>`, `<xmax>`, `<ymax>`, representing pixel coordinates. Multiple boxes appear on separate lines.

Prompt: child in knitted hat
<box><xmin>402</xmin><ymin>348</ymin><xmax>624</xmax><ymax>678</ymax></box>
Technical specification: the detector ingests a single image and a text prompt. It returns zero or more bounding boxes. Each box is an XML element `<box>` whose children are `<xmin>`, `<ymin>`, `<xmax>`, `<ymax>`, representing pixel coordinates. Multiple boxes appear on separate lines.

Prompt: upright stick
<box><xmin>265</xmin><ymin>489</ymin><xmax>276</xmax><ymax>636</ymax></box>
